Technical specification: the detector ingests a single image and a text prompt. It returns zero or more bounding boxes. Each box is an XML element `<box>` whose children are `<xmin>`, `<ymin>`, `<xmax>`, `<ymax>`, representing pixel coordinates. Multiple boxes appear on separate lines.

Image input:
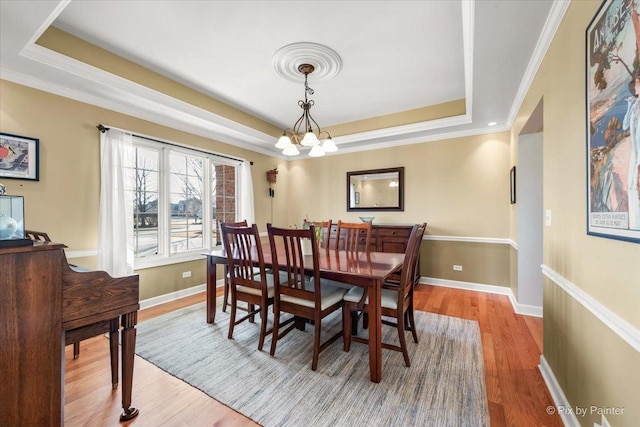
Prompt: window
<box><xmin>126</xmin><ymin>137</ymin><xmax>238</xmax><ymax>268</ymax></box>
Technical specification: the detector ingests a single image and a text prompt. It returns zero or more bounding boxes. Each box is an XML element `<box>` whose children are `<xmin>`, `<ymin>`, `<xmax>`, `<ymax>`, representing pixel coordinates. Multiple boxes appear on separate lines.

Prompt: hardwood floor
<box><xmin>64</xmin><ymin>285</ymin><xmax>562</xmax><ymax>426</ymax></box>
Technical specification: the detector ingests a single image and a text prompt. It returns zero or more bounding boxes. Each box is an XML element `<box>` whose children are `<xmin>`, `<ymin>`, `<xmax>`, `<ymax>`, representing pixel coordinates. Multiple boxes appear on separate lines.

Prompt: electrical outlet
<box><xmin>182</xmin><ymin>271</ymin><xmax>192</xmax><ymax>278</ymax></box>
<box><xmin>545</xmin><ymin>209</ymin><xmax>552</xmax><ymax>226</ymax></box>
<box><xmin>453</xmin><ymin>265</ymin><xmax>463</xmax><ymax>271</ymax></box>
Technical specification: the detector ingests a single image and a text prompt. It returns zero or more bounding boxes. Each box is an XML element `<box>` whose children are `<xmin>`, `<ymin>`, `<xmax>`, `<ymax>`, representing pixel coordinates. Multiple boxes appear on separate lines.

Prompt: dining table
<box><xmin>202</xmin><ymin>241</ymin><xmax>404</xmax><ymax>383</ymax></box>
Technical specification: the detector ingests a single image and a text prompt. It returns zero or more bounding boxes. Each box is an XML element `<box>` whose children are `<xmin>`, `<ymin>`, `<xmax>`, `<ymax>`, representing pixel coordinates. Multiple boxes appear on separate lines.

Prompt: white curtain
<box><xmin>98</xmin><ymin>129</ymin><xmax>134</xmax><ymax>276</ymax></box>
<box><xmin>238</xmin><ymin>160</ymin><xmax>255</xmax><ymax>224</ymax></box>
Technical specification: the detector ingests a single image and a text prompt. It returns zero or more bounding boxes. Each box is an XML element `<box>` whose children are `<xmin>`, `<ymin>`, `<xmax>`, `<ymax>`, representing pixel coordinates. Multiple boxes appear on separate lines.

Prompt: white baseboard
<box><xmin>140</xmin><ymin>284</ymin><xmax>206</xmax><ymax>310</ymax></box>
<box><xmin>420</xmin><ymin>277</ymin><xmax>543</xmax><ymax>317</ymax></box>
<box><xmin>139</xmin><ymin>279</ymin><xmax>225</xmax><ymax>310</ymax></box>
<box><xmin>539</xmin><ymin>355</ymin><xmax>580</xmax><ymax>427</ymax></box>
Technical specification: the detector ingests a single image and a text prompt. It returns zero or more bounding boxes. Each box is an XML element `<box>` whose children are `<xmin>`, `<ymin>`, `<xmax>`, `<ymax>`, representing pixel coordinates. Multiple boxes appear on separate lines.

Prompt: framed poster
<box><xmin>0</xmin><ymin>133</ymin><xmax>39</xmax><ymax>181</ymax></box>
<box><xmin>587</xmin><ymin>0</ymin><xmax>640</xmax><ymax>243</ymax></box>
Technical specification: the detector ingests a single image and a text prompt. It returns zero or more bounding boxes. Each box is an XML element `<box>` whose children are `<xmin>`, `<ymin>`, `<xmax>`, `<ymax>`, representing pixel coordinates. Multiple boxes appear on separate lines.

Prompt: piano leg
<box><xmin>119</xmin><ymin>311</ymin><xmax>139</xmax><ymax>421</ymax></box>
<box><xmin>109</xmin><ymin>318</ymin><xmax>119</xmax><ymax>389</ymax></box>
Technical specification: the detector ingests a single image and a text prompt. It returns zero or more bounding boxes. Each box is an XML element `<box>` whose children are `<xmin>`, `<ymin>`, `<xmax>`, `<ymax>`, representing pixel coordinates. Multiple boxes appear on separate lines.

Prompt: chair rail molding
<box><xmin>422</xmin><ymin>235</ymin><xmax>513</xmax><ymax>245</ymax></box>
<box><xmin>541</xmin><ymin>264</ymin><xmax>640</xmax><ymax>352</ymax></box>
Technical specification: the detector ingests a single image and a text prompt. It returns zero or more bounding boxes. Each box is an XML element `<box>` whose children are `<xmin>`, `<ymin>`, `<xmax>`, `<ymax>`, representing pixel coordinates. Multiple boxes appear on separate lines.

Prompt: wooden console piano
<box><xmin>0</xmin><ymin>242</ymin><xmax>139</xmax><ymax>425</ymax></box>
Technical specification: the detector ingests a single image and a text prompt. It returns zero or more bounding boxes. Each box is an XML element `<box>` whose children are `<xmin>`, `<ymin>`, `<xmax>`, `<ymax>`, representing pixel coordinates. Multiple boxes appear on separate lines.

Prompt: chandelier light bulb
<box><xmin>275</xmin><ymin>135</ymin><xmax>292</xmax><ymax>149</ymax></box>
<box><xmin>282</xmin><ymin>144</ymin><xmax>300</xmax><ymax>156</ymax></box>
<box><xmin>308</xmin><ymin>145</ymin><xmax>326</xmax><ymax>157</ymax></box>
<box><xmin>321</xmin><ymin>138</ymin><xmax>338</xmax><ymax>152</ymax></box>
<box><xmin>301</xmin><ymin>132</ymin><xmax>319</xmax><ymax>147</ymax></box>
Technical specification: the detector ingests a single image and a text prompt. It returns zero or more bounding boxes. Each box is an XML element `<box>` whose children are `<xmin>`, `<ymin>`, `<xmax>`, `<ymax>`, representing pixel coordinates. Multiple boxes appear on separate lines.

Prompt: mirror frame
<box><xmin>346</xmin><ymin>167</ymin><xmax>404</xmax><ymax>212</ymax></box>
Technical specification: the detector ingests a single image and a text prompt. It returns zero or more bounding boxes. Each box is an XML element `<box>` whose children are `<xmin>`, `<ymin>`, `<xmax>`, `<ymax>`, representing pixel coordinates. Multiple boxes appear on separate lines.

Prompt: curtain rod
<box><xmin>96</xmin><ymin>124</ymin><xmax>253</xmax><ymax>165</ymax></box>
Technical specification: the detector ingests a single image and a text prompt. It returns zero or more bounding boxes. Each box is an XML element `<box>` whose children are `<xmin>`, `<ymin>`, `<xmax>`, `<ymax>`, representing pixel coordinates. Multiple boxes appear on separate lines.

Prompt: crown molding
<box><xmin>505</xmin><ymin>0</ymin><xmax>571</xmax><ymax>128</ymax></box>
<box><xmin>461</xmin><ymin>0</ymin><xmax>475</xmax><ymax>120</ymax></box>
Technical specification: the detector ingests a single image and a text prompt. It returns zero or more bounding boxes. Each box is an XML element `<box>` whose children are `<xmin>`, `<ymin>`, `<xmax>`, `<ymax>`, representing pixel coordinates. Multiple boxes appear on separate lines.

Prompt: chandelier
<box><xmin>275</xmin><ymin>64</ymin><xmax>338</xmax><ymax>157</ymax></box>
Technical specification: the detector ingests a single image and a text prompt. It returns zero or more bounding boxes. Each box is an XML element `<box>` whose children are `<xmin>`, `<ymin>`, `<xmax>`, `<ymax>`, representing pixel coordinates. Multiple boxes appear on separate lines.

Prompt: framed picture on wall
<box><xmin>510</xmin><ymin>166</ymin><xmax>516</xmax><ymax>204</ymax></box>
<box><xmin>0</xmin><ymin>132</ymin><xmax>40</xmax><ymax>181</ymax></box>
<box><xmin>586</xmin><ymin>0</ymin><xmax>640</xmax><ymax>243</ymax></box>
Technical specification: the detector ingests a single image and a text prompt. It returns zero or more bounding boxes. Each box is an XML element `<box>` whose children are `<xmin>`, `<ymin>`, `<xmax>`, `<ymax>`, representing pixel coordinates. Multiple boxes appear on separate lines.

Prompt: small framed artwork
<box><xmin>0</xmin><ymin>133</ymin><xmax>40</xmax><ymax>181</ymax></box>
<box><xmin>354</xmin><ymin>191</ymin><xmax>360</xmax><ymax>205</ymax></box>
<box><xmin>510</xmin><ymin>166</ymin><xmax>516</xmax><ymax>204</ymax></box>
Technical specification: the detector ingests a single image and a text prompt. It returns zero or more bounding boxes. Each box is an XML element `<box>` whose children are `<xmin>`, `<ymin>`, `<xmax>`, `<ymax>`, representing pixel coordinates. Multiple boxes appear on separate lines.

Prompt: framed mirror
<box><xmin>347</xmin><ymin>167</ymin><xmax>404</xmax><ymax>212</ymax></box>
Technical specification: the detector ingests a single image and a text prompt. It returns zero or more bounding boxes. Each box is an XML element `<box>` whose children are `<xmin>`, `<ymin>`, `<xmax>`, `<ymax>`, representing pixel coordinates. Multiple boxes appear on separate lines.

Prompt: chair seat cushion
<box><xmin>343</xmin><ymin>287</ymin><xmax>398</xmax><ymax>310</ymax></box>
<box><xmin>236</xmin><ymin>284</ymin><xmax>275</xmax><ymax>298</ymax></box>
<box><xmin>280</xmin><ymin>282</ymin><xmax>347</xmax><ymax>310</ymax></box>
<box><xmin>235</xmin><ymin>271</ymin><xmax>286</xmax><ymax>298</ymax></box>
<box><xmin>312</xmin><ymin>278</ymin><xmax>354</xmax><ymax>291</ymax></box>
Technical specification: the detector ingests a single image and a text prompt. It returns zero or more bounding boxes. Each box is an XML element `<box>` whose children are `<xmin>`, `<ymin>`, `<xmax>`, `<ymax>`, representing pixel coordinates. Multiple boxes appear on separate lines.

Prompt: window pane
<box><xmin>129</xmin><ymin>146</ymin><xmax>160</xmax><ymax>258</ymax></box>
<box><xmin>138</xmin><ymin>147</ymin><xmax>159</xmax><ymax>171</ymax></box>
<box><xmin>170</xmin><ymin>152</ymin><xmax>205</xmax><ymax>253</ymax></box>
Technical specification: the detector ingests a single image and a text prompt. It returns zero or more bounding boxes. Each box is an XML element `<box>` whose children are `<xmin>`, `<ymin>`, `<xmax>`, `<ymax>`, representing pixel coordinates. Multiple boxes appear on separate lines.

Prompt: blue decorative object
<box><xmin>0</xmin><ymin>195</ymin><xmax>26</xmax><ymax>241</ymax></box>
<box><xmin>359</xmin><ymin>216</ymin><xmax>375</xmax><ymax>223</ymax></box>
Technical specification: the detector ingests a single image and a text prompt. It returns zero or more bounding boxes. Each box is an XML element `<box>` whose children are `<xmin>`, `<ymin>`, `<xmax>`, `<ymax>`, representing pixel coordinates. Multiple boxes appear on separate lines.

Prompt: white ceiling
<box><xmin>0</xmin><ymin>1</ymin><xmax>568</xmax><ymax>159</ymax></box>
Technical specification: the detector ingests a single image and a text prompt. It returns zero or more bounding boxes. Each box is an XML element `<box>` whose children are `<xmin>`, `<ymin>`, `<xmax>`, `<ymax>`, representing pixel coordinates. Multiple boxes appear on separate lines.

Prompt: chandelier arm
<box><xmin>292</xmin><ymin>110</ymin><xmax>306</xmax><ymax>139</ymax></box>
<box><xmin>318</xmin><ymin>130</ymin><xmax>333</xmax><ymax>140</ymax></box>
<box><xmin>307</xmin><ymin>110</ymin><xmax>323</xmax><ymax>135</ymax></box>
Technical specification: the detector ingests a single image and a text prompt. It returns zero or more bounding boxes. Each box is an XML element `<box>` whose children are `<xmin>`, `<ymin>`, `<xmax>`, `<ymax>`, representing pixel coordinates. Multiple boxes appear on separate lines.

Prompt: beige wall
<box><xmin>277</xmin><ymin>132</ymin><xmax>512</xmax><ymax>287</ymax></box>
<box><xmin>513</xmin><ymin>1</ymin><xmax>640</xmax><ymax>425</ymax></box>
<box><xmin>283</xmin><ymin>132</ymin><xmax>510</xmax><ymax>235</ymax></box>
<box><xmin>0</xmin><ymin>79</ymin><xmax>283</xmax><ymax>300</ymax></box>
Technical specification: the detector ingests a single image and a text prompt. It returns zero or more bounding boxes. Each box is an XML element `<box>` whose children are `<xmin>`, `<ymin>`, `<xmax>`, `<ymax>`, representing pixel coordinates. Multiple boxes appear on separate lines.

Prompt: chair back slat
<box><xmin>267</xmin><ymin>224</ymin><xmax>320</xmax><ymax>303</ymax></box>
<box><xmin>311</xmin><ymin>220</ymin><xmax>332</xmax><ymax>249</ymax></box>
<box><xmin>397</xmin><ymin>223</ymin><xmax>427</xmax><ymax>298</ymax></box>
<box><xmin>220</xmin><ymin>223</ymin><xmax>266</xmax><ymax>291</ymax></box>
<box><xmin>335</xmin><ymin>221</ymin><xmax>372</xmax><ymax>252</ymax></box>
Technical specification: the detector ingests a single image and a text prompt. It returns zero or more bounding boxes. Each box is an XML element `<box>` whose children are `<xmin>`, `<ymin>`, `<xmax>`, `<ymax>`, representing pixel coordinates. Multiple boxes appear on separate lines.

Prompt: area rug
<box><xmin>135</xmin><ymin>300</ymin><xmax>489</xmax><ymax>427</ymax></box>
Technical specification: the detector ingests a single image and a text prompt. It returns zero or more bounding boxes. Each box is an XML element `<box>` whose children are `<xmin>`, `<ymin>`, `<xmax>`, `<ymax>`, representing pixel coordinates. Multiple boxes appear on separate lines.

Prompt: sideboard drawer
<box><xmin>376</xmin><ymin>227</ymin><xmax>411</xmax><ymax>238</ymax></box>
<box><xmin>373</xmin><ymin>225</ymin><xmax>412</xmax><ymax>253</ymax></box>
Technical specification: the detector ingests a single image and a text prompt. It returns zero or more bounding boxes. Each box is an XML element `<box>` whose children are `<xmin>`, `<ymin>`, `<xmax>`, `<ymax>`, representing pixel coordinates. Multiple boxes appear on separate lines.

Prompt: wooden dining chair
<box><xmin>220</xmin><ymin>222</ymin><xmax>274</xmax><ymax>350</ymax></box>
<box><xmin>382</xmin><ymin>222</ymin><xmax>427</xmax><ymax>291</ymax></box>
<box><xmin>267</xmin><ymin>223</ymin><xmax>347</xmax><ymax>371</ymax></box>
<box><xmin>311</xmin><ymin>220</ymin><xmax>332</xmax><ymax>250</ymax></box>
<box><xmin>219</xmin><ymin>219</ymin><xmax>248</xmax><ymax>313</ymax></box>
<box><xmin>334</xmin><ymin>220</ymin><xmax>372</xmax><ymax>252</ymax></box>
<box><xmin>342</xmin><ymin>223</ymin><xmax>426</xmax><ymax>367</ymax></box>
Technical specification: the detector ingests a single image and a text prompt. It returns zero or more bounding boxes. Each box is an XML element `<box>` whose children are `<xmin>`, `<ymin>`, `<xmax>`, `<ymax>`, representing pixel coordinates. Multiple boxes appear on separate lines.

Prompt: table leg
<box><xmin>207</xmin><ymin>257</ymin><xmax>218</xmax><ymax>323</ymax></box>
<box><xmin>367</xmin><ymin>279</ymin><xmax>382</xmax><ymax>382</ymax></box>
<box><xmin>119</xmin><ymin>311</ymin><xmax>139</xmax><ymax>421</ymax></box>
<box><xmin>109</xmin><ymin>318</ymin><xmax>119</xmax><ymax>389</ymax></box>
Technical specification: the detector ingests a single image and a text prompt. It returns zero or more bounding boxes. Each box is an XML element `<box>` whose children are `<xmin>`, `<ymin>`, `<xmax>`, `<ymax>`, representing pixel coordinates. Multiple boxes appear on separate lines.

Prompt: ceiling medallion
<box><xmin>272</xmin><ymin>42</ymin><xmax>342</xmax><ymax>83</ymax></box>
